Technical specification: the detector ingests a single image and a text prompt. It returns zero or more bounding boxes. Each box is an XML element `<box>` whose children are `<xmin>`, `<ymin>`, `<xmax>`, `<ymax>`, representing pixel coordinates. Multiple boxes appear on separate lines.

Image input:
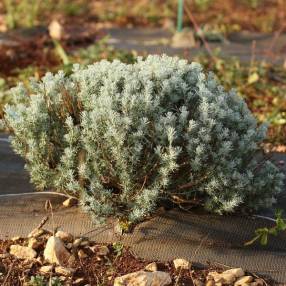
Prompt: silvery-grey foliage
<box><xmin>4</xmin><ymin>55</ymin><xmax>284</xmax><ymax>223</ymax></box>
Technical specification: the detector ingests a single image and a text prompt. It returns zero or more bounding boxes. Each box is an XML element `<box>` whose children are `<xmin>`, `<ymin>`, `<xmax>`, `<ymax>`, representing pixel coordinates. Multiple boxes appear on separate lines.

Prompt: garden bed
<box><xmin>0</xmin><ymin>228</ymin><xmax>273</xmax><ymax>286</ymax></box>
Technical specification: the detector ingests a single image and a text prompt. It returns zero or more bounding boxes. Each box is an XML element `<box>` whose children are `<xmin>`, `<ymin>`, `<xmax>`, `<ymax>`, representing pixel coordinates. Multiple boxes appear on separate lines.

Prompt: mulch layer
<box><xmin>0</xmin><ymin>237</ymin><xmax>275</xmax><ymax>286</ymax></box>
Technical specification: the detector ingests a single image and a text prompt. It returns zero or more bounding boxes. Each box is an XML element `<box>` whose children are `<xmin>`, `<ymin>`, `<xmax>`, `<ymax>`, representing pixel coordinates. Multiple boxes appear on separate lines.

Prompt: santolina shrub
<box><xmin>4</xmin><ymin>55</ymin><xmax>284</xmax><ymax>223</ymax></box>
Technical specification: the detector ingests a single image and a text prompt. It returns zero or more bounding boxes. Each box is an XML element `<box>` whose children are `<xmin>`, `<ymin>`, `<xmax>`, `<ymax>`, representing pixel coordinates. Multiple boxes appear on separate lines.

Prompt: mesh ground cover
<box><xmin>0</xmin><ymin>193</ymin><xmax>285</xmax><ymax>283</ymax></box>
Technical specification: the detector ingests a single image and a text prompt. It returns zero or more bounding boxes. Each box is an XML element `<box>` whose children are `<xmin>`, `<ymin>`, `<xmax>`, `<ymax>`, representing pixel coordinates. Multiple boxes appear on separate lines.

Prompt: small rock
<box><xmin>63</xmin><ymin>197</ymin><xmax>78</xmax><ymax>207</ymax></box>
<box><xmin>36</xmin><ymin>256</ymin><xmax>44</xmax><ymax>265</ymax></box>
<box><xmin>235</xmin><ymin>276</ymin><xmax>254</xmax><ymax>286</ymax></box>
<box><xmin>171</xmin><ymin>28</ymin><xmax>196</xmax><ymax>48</ymax></box>
<box><xmin>88</xmin><ymin>245</ymin><xmax>97</xmax><ymax>252</ymax></box>
<box><xmin>66</xmin><ymin>243</ymin><xmax>73</xmax><ymax>249</ymax></box>
<box><xmin>220</xmin><ymin>273</ymin><xmax>236</xmax><ymax>284</ymax></box>
<box><xmin>28</xmin><ymin>228</ymin><xmax>45</xmax><ymax>238</ymax></box>
<box><xmin>28</xmin><ymin>238</ymin><xmax>42</xmax><ymax>249</ymax></box>
<box><xmin>73</xmin><ymin>238</ymin><xmax>83</xmax><ymax>248</ymax></box>
<box><xmin>55</xmin><ymin>230</ymin><xmax>73</xmax><ymax>242</ymax></box>
<box><xmin>223</xmin><ymin>268</ymin><xmax>245</xmax><ymax>278</ymax></box>
<box><xmin>78</xmin><ymin>249</ymin><xmax>88</xmax><ymax>259</ymax></box>
<box><xmin>55</xmin><ymin>266</ymin><xmax>75</xmax><ymax>276</ymax></box>
<box><xmin>173</xmin><ymin>258</ymin><xmax>190</xmax><ymax>270</ymax></box>
<box><xmin>114</xmin><ymin>221</ymin><xmax>124</xmax><ymax>235</ymax></box>
<box><xmin>194</xmin><ymin>279</ymin><xmax>204</xmax><ymax>286</ymax></box>
<box><xmin>48</xmin><ymin>20</ymin><xmax>63</xmax><ymax>40</ymax></box>
<box><xmin>40</xmin><ymin>265</ymin><xmax>53</xmax><ymax>274</ymax></box>
<box><xmin>10</xmin><ymin>245</ymin><xmax>37</xmax><ymax>260</ymax></box>
<box><xmin>114</xmin><ymin>271</ymin><xmax>172</xmax><ymax>286</ymax></box>
<box><xmin>215</xmin><ymin>283</ymin><xmax>223</xmax><ymax>286</ymax></box>
<box><xmin>145</xmin><ymin>262</ymin><xmax>158</xmax><ymax>272</ymax></box>
<box><xmin>208</xmin><ymin>272</ymin><xmax>236</xmax><ymax>284</ymax></box>
<box><xmin>11</xmin><ymin>236</ymin><xmax>21</xmax><ymax>242</ymax></box>
<box><xmin>72</xmin><ymin>278</ymin><xmax>87</xmax><ymax>286</ymax></box>
<box><xmin>97</xmin><ymin>245</ymin><xmax>109</xmax><ymax>256</ymax></box>
<box><xmin>44</xmin><ymin>236</ymin><xmax>71</xmax><ymax>265</ymax></box>
<box><xmin>208</xmin><ymin>272</ymin><xmax>218</xmax><ymax>278</ymax></box>
<box><xmin>80</xmin><ymin>240</ymin><xmax>90</xmax><ymax>247</ymax></box>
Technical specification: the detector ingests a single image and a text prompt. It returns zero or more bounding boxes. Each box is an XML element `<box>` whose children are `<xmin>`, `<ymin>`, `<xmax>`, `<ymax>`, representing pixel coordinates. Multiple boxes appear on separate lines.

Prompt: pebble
<box><xmin>223</xmin><ymin>268</ymin><xmax>245</xmax><ymax>278</ymax></box>
<box><xmin>44</xmin><ymin>236</ymin><xmax>71</xmax><ymax>265</ymax></box>
<box><xmin>78</xmin><ymin>249</ymin><xmax>88</xmax><ymax>259</ymax></box>
<box><xmin>73</xmin><ymin>238</ymin><xmax>83</xmax><ymax>248</ymax></box>
<box><xmin>10</xmin><ymin>245</ymin><xmax>37</xmax><ymax>260</ymax></box>
<box><xmin>145</xmin><ymin>262</ymin><xmax>158</xmax><ymax>272</ymax></box>
<box><xmin>55</xmin><ymin>230</ymin><xmax>73</xmax><ymax>242</ymax></box>
<box><xmin>235</xmin><ymin>276</ymin><xmax>254</xmax><ymax>286</ymax></box>
<box><xmin>114</xmin><ymin>270</ymin><xmax>172</xmax><ymax>286</ymax></box>
<box><xmin>28</xmin><ymin>228</ymin><xmax>45</xmax><ymax>238</ymax></box>
<box><xmin>173</xmin><ymin>258</ymin><xmax>190</xmax><ymax>269</ymax></box>
<box><xmin>55</xmin><ymin>266</ymin><xmax>75</xmax><ymax>276</ymax></box>
<box><xmin>66</xmin><ymin>243</ymin><xmax>73</xmax><ymax>249</ymax></box>
<box><xmin>97</xmin><ymin>245</ymin><xmax>109</xmax><ymax>256</ymax></box>
<box><xmin>62</xmin><ymin>197</ymin><xmax>78</xmax><ymax>207</ymax></box>
<box><xmin>208</xmin><ymin>272</ymin><xmax>236</xmax><ymax>284</ymax></box>
<box><xmin>72</xmin><ymin>278</ymin><xmax>87</xmax><ymax>286</ymax></box>
<box><xmin>40</xmin><ymin>265</ymin><xmax>53</xmax><ymax>274</ymax></box>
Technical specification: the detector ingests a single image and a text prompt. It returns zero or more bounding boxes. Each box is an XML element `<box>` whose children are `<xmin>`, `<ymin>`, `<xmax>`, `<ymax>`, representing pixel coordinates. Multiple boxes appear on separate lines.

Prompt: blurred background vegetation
<box><xmin>0</xmin><ymin>0</ymin><xmax>285</xmax><ymax>32</ymax></box>
<box><xmin>0</xmin><ymin>0</ymin><xmax>285</xmax><ymax>145</ymax></box>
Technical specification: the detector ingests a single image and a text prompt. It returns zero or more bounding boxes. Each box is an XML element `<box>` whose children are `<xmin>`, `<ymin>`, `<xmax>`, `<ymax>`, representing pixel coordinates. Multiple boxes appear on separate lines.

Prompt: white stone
<box><xmin>55</xmin><ymin>230</ymin><xmax>73</xmax><ymax>242</ymax></box>
<box><xmin>173</xmin><ymin>258</ymin><xmax>190</xmax><ymax>270</ymax></box>
<box><xmin>55</xmin><ymin>266</ymin><xmax>75</xmax><ymax>276</ymax></box>
<box><xmin>235</xmin><ymin>276</ymin><xmax>254</xmax><ymax>286</ymax></box>
<box><xmin>223</xmin><ymin>268</ymin><xmax>245</xmax><ymax>278</ymax></box>
<box><xmin>208</xmin><ymin>272</ymin><xmax>236</xmax><ymax>284</ymax></box>
<box><xmin>73</xmin><ymin>238</ymin><xmax>83</xmax><ymax>247</ymax></box>
<box><xmin>73</xmin><ymin>278</ymin><xmax>87</xmax><ymax>286</ymax></box>
<box><xmin>28</xmin><ymin>228</ymin><xmax>45</xmax><ymax>238</ymax></box>
<box><xmin>80</xmin><ymin>240</ymin><xmax>90</xmax><ymax>247</ymax></box>
<box><xmin>78</xmin><ymin>249</ymin><xmax>88</xmax><ymax>259</ymax></box>
<box><xmin>62</xmin><ymin>197</ymin><xmax>78</xmax><ymax>207</ymax></box>
<box><xmin>40</xmin><ymin>265</ymin><xmax>53</xmax><ymax>274</ymax></box>
<box><xmin>97</xmin><ymin>245</ymin><xmax>109</xmax><ymax>256</ymax></box>
<box><xmin>145</xmin><ymin>262</ymin><xmax>158</xmax><ymax>272</ymax></box>
<box><xmin>171</xmin><ymin>29</ymin><xmax>196</xmax><ymax>48</ymax></box>
<box><xmin>10</xmin><ymin>245</ymin><xmax>37</xmax><ymax>260</ymax></box>
<box><xmin>44</xmin><ymin>236</ymin><xmax>71</xmax><ymax>265</ymax></box>
<box><xmin>221</xmin><ymin>273</ymin><xmax>237</xmax><ymax>284</ymax></box>
<box><xmin>114</xmin><ymin>271</ymin><xmax>172</xmax><ymax>286</ymax></box>
<box><xmin>28</xmin><ymin>237</ymin><xmax>42</xmax><ymax>249</ymax></box>
<box><xmin>48</xmin><ymin>20</ymin><xmax>63</xmax><ymax>40</ymax></box>
<box><xmin>66</xmin><ymin>243</ymin><xmax>73</xmax><ymax>249</ymax></box>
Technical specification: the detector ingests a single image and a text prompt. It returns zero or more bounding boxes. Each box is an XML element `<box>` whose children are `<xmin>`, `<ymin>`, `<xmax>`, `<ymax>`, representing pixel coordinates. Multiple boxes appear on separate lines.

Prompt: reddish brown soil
<box><xmin>0</xmin><ymin>238</ymin><xmax>275</xmax><ymax>286</ymax></box>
